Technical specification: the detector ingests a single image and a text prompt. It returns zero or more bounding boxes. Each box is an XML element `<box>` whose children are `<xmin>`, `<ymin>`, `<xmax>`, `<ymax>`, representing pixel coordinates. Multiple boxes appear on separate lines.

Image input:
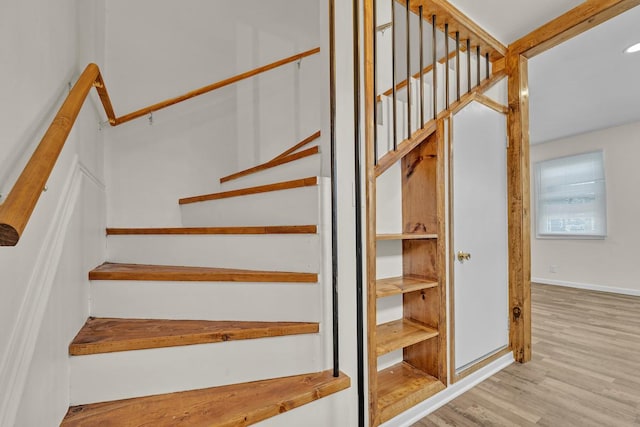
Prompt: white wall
<box><xmin>103</xmin><ymin>0</ymin><xmax>323</xmax><ymax>227</ymax></box>
<box><xmin>0</xmin><ymin>0</ymin><xmax>107</xmax><ymax>424</ymax></box>
<box><xmin>531</xmin><ymin>120</ymin><xmax>640</xmax><ymax>295</ymax></box>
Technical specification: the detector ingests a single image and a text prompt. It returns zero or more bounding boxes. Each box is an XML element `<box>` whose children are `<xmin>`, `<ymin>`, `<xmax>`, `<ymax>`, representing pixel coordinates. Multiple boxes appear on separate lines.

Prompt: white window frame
<box><xmin>534</xmin><ymin>150</ymin><xmax>607</xmax><ymax>239</ymax></box>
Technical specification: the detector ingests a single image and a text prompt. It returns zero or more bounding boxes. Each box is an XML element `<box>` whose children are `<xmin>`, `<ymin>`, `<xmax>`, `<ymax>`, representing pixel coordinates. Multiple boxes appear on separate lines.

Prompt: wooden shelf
<box><xmin>376</xmin><ymin>233</ymin><xmax>438</xmax><ymax>241</ymax></box>
<box><xmin>377</xmin><ymin>362</ymin><xmax>446</xmax><ymax>423</ymax></box>
<box><xmin>376</xmin><ymin>276</ymin><xmax>438</xmax><ymax>298</ymax></box>
<box><xmin>376</xmin><ymin>319</ymin><xmax>438</xmax><ymax>356</ymax></box>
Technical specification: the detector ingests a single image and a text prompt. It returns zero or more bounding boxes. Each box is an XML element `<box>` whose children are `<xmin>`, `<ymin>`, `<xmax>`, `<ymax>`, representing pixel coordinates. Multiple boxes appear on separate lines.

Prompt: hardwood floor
<box><xmin>414</xmin><ymin>283</ymin><xmax>640</xmax><ymax>426</ymax></box>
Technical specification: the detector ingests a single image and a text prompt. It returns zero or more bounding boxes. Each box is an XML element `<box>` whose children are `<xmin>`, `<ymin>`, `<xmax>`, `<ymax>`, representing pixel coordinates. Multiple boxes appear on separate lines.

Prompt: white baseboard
<box><xmin>380</xmin><ymin>353</ymin><xmax>514</xmax><ymax>427</ymax></box>
<box><xmin>532</xmin><ymin>277</ymin><xmax>640</xmax><ymax>297</ymax></box>
<box><xmin>0</xmin><ymin>156</ymin><xmax>84</xmax><ymax>427</ymax></box>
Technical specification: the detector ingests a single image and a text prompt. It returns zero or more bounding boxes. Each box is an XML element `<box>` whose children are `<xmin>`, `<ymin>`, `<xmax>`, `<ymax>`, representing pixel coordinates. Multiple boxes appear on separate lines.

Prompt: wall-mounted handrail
<box><xmin>115</xmin><ymin>47</ymin><xmax>320</xmax><ymax>125</ymax></box>
<box><xmin>0</xmin><ymin>47</ymin><xmax>320</xmax><ymax>246</ymax></box>
<box><xmin>0</xmin><ymin>64</ymin><xmax>103</xmax><ymax>246</ymax></box>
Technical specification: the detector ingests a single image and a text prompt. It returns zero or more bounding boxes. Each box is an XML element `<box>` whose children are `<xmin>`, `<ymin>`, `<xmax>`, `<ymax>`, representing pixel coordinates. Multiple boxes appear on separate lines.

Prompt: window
<box><xmin>534</xmin><ymin>151</ymin><xmax>606</xmax><ymax>238</ymax></box>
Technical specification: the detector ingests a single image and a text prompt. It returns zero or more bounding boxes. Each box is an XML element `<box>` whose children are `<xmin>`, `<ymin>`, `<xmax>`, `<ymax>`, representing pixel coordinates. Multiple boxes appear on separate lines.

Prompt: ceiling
<box><xmin>529</xmin><ymin>5</ymin><xmax>640</xmax><ymax>144</ymax></box>
<box><xmin>449</xmin><ymin>1</ymin><xmax>640</xmax><ymax>144</ymax></box>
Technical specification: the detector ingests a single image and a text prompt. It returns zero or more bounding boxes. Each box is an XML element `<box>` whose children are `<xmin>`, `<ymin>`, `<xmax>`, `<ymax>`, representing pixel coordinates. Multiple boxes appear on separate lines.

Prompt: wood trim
<box><xmin>509</xmin><ymin>0</ymin><xmax>640</xmax><ymax>58</ymax></box>
<box><xmin>506</xmin><ymin>53</ymin><xmax>532</xmax><ymax>363</ymax></box>
<box><xmin>473</xmin><ymin>94</ymin><xmax>508</xmax><ymax>115</ymax></box>
<box><xmin>0</xmin><ymin>64</ymin><xmax>100</xmax><ymax>246</ymax></box>
<box><xmin>220</xmin><ymin>146</ymin><xmax>319</xmax><ymax>184</ymax></box>
<box><xmin>434</xmin><ymin>118</ymin><xmax>448</xmax><ymax>384</ymax></box>
<box><xmin>492</xmin><ymin>57</ymin><xmax>506</xmax><ymax>75</ymax></box>
<box><xmin>270</xmin><ymin>131</ymin><xmax>322</xmax><ymax>162</ymax></box>
<box><xmin>89</xmin><ymin>262</ymin><xmax>318</xmax><ymax>283</ymax></box>
<box><xmin>106</xmin><ymin>225</ymin><xmax>317</xmax><ymax>235</ymax></box>
<box><xmin>179</xmin><ymin>177</ymin><xmax>318</xmax><ymax>205</ymax></box>
<box><xmin>447</xmin><ymin>115</ymin><xmax>457</xmax><ymax>384</ymax></box>
<box><xmin>61</xmin><ymin>370</ymin><xmax>350</xmax><ymax>427</ymax></box>
<box><xmin>452</xmin><ymin>346</ymin><xmax>511</xmax><ymax>383</ymax></box>
<box><xmin>114</xmin><ymin>48</ymin><xmax>321</xmax><ymax>125</ymax></box>
<box><xmin>69</xmin><ymin>318</ymin><xmax>319</xmax><ymax>355</ymax></box>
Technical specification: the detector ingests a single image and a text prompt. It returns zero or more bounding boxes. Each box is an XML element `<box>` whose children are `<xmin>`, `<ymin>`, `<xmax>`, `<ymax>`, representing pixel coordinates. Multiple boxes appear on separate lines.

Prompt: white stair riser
<box><xmin>90</xmin><ymin>280</ymin><xmax>321</xmax><ymax>322</ymax></box>
<box><xmin>180</xmin><ymin>185</ymin><xmax>320</xmax><ymax>227</ymax></box>
<box><xmin>69</xmin><ymin>334</ymin><xmax>322</xmax><ymax>405</ymax></box>
<box><xmin>106</xmin><ymin>234</ymin><xmax>320</xmax><ymax>272</ymax></box>
<box><xmin>220</xmin><ymin>154</ymin><xmax>321</xmax><ymax>192</ymax></box>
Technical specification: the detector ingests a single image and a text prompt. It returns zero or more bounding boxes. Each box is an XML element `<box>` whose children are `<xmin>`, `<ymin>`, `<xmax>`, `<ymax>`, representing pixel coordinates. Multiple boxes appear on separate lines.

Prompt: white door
<box><xmin>452</xmin><ymin>101</ymin><xmax>509</xmax><ymax>372</ymax></box>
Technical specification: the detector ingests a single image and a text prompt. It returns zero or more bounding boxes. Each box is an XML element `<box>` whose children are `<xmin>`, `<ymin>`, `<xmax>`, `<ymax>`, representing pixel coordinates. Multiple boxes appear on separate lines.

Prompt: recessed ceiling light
<box><xmin>625</xmin><ymin>42</ymin><xmax>640</xmax><ymax>53</ymax></box>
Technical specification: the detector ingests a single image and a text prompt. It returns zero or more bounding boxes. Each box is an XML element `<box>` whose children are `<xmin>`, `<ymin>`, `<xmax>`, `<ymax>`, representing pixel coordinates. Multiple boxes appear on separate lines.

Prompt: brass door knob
<box><xmin>457</xmin><ymin>251</ymin><xmax>471</xmax><ymax>263</ymax></box>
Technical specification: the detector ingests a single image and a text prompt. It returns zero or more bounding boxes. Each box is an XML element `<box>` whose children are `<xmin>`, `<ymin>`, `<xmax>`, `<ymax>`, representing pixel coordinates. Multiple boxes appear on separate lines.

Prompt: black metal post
<box><xmin>405</xmin><ymin>0</ymin><xmax>411</xmax><ymax>137</ymax></box>
<box><xmin>445</xmin><ymin>23</ymin><xmax>449</xmax><ymax>109</ymax></box>
<box><xmin>352</xmin><ymin>0</ymin><xmax>365</xmax><ymax>425</ymax></box>
<box><xmin>391</xmin><ymin>0</ymin><xmax>398</xmax><ymax>150</ymax></box>
<box><xmin>476</xmin><ymin>46</ymin><xmax>480</xmax><ymax>88</ymax></box>
<box><xmin>432</xmin><ymin>14</ymin><xmax>437</xmax><ymax>120</ymax></box>
<box><xmin>467</xmin><ymin>38</ymin><xmax>471</xmax><ymax>93</ymax></box>
<box><xmin>329</xmin><ymin>0</ymin><xmax>339</xmax><ymax>380</ymax></box>
<box><xmin>419</xmin><ymin>6</ymin><xmax>424</xmax><ymax>127</ymax></box>
<box><xmin>373</xmin><ymin>0</ymin><xmax>378</xmax><ymax>164</ymax></box>
<box><xmin>456</xmin><ymin>31</ymin><xmax>460</xmax><ymax>100</ymax></box>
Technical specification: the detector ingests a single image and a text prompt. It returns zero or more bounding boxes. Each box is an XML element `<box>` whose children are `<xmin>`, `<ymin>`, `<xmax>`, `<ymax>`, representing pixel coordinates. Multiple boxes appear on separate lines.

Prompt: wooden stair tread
<box><xmin>376</xmin><ymin>319</ymin><xmax>439</xmax><ymax>356</ymax></box>
<box><xmin>61</xmin><ymin>369</ymin><xmax>350</xmax><ymax>426</ymax></box>
<box><xmin>376</xmin><ymin>276</ymin><xmax>438</xmax><ymax>298</ymax></box>
<box><xmin>106</xmin><ymin>225</ymin><xmax>317</xmax><ymax>235</ymax></box>
<box><xmin>376</xmin><ymin>233</ymin><xmax>438</xmax><ymax>241</ymax></box>
<box><xmin>179</xmin><ymin>177</ymin><xmax>318</xmax><ymax>205</ymax></box>
<box><xmin>220</xmin><ymin>145</ymin><xmax>320</xmax><ymax>184</ymax></box>
<box><xmin>69</xmin><ymin>318</ymin><xmax>319</xmax><ymax>356</ymax></box>
<box><xmin>271</xmin><ymin>131</ymin><xmax>321</xmax><ymax>161</ymax></box>
<box><xmin>377</xmin><ymin>362</ymin><xmax>445</xmax><ymax>423</ymax></box>
<box><xmin>89</xmin><ymin>262</ymin><xmax>318</xmax><ymax>283</ymax></box>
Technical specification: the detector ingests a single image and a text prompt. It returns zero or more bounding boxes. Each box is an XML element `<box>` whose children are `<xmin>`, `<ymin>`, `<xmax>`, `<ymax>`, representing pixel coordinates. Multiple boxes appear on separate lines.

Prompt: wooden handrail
<box><xmin>0</xmin><ymin>64</ymin><xmax>104</xmax><ymax>246</ymax></box>
<box><xmin>115</xmin><ymin>47</ymin><xmax>320</xmax><ymax>125</ymax></box>
<box><xmin>0</xmin><ymin>47</ymin><xmax>320</xmax><ymax>246</ymax></box>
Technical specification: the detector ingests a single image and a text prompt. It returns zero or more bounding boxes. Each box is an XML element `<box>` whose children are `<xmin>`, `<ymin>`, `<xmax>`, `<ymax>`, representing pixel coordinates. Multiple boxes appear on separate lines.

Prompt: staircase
<box><xmin>60</xmin><ymin>132</ymin><xmax>349</xmax><ymax>425</ymax></box>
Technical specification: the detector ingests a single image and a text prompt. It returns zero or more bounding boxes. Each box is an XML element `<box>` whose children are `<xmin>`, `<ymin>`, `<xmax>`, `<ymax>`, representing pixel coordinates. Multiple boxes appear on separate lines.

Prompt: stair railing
<box><xmin>0</xmin><ymin>48</ymin><xmax>319</xmax><ymax>247</ymax></box>
<box><xmin>372</xmin><ymin>1</ymin><xmax>505</xmax><ymax>172</ymax></box>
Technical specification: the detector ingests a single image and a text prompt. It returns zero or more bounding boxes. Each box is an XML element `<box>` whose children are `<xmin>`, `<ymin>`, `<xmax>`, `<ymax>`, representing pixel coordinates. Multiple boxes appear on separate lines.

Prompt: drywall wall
<box><xmin>531</xmin><ymin>120</ymin><xmax>640</xmax><ymax>294</ymax></box>
<box><xmin>103</xmin><ymin>0</ymin><xmax>323</xmax><ymax>227</ymax></box>
<box><xmin>0</xmin><ymin>0</ymin><xmax>107</xmax><ymax>424</ymax></box>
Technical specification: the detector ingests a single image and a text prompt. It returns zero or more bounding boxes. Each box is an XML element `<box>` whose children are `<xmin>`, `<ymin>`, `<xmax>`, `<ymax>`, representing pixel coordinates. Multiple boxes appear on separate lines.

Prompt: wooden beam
<box><xmin>506</xmin><ymin>53</ymin><xmax>531</xmax><ymax>363</ymax></box>
<box><xmin>510</xmin><ymin>0</ymin><xmax>640</xmax><ymax>58</ymax></box>
<box><xmin>400</xmin><ymin>0</ymin><xmax>507</xmax><ymax>61</ymax></box>
<box><xmin>363</xmin><ymin>0</ymin><xmax>379</xmax><ymax>425</ymax></box>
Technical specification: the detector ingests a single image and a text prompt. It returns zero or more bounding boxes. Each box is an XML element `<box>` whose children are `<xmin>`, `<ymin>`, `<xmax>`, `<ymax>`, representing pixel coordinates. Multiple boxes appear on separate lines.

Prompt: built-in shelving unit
<box><xmin>370</xmin><ymin>128</ymin><xmax>447</xmax><ymax>425</ymax></box>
